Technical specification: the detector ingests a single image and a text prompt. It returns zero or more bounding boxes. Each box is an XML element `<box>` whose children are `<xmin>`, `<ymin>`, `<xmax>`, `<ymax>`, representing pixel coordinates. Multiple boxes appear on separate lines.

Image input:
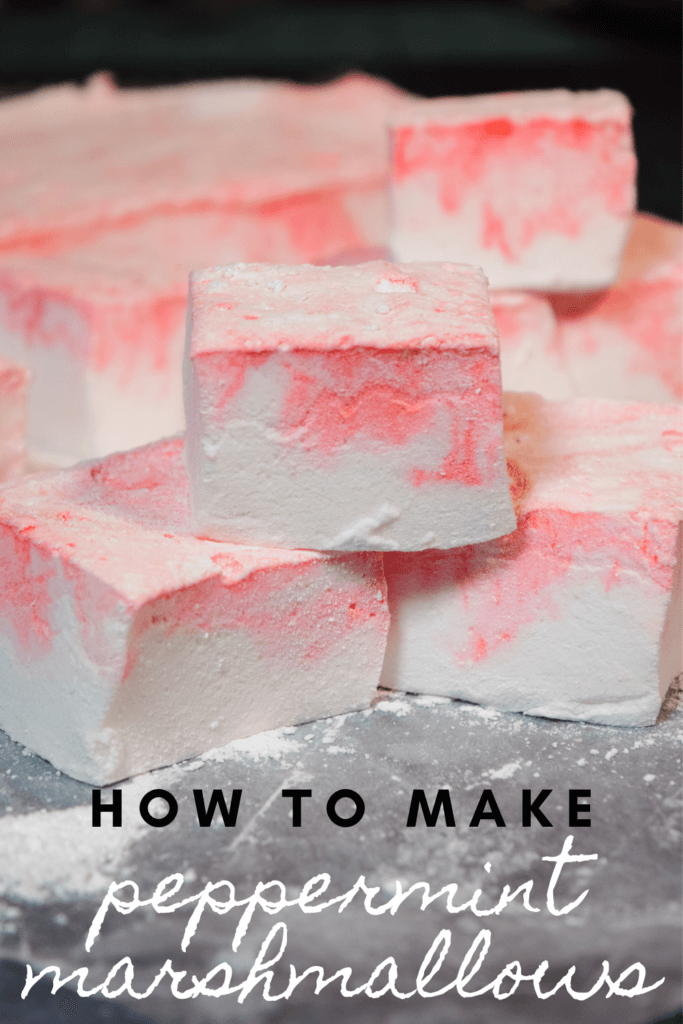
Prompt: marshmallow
<box><xmin>553</xmin><ymin>215</ymin><xmax>682</xmax><ymax>404</ymax></box>
<box><xmin>493</xmin><ymin>291</ymin><xmax>573</xmax><ymax>400</ymax></box>
<box><xmin>0</xmin><ymin>437</ymin><xmax>388</xmax><ymax>785</ymax></box>
<box><xmin>390</xmin><ymin>89</ymin><xmax>636</xmax><ymax>291</ymax></box>
<box><xmin>184</xmin><ymin>261</ymin><xmax>516</xmax><ymax>551</ymax></box>
<box><xmin>0</xmin><ymin>72</ymin><xmax>407</xmax><ymax>256</ymax></box>
<box><xmin>382</xmin><ymin>394</ymin><xmax>682</xmax><ymax>726</ymax></box>
<box><xmin>0</xmin><ymin>356</ymin><xmax>27</xmax><ymax>481</ymax></box>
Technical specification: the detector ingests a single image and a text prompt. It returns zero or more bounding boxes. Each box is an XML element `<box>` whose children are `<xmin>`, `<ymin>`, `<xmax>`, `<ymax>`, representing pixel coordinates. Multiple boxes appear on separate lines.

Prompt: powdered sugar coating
<box><xmin>189</xmin><ymin>261</ymin><xmax>499</xmax><ymax>354</ymax></box>
<box><xmin>0</xmin><ymin>438</ymin><xmax>388</xmax><ymax>783</ymax></box>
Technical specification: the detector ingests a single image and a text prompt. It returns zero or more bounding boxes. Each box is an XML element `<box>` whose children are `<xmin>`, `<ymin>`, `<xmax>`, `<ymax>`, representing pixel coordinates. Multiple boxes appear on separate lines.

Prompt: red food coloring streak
<box><xmin>481</xmin><ymin>204</ymin><xmax>514</xmax><ymax>262</ymax></box>
<box><xmin>662</xmin><ymin>430</ymin><xmax>683</xmax><ymax>453</ymax></box>
<box><xmin>205</xmin><ymin>347</ymin><xmax>503</xmax><ymax>488</ymax></box>
<box><xmin>393</xmin><ymin>117</ymin><xmax>634</xmax><ymax>259</ymax></box>
<box><xmin>483</xmin><ymin>119</ymin><xmax>513</xmax><ymax>138</ymax></box>
<box><xmin>0</xmin><ymin>275</ymin><xmax>91</xmax><ymax>363</ymax></box>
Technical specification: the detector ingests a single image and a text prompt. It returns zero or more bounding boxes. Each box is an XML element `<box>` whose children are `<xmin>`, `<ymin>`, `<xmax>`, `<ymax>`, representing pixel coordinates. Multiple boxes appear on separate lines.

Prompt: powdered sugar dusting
<box><xmin>0</xmin><ymin>766</ymin><xmax>181</xmax><ymax>902</ymax></box>
<box><xmin>375</xmin><ymin>697</ymin><xmax>412</xmax><ymax>717</ymax></box>
<box><xmin>486</xmin><ymin>761</ymin><xmax>521</xmax><ymax>780</ymax></box>
<box><xmin>202</xmin><ymin>726</ymin><xmax>303</xmax><ymax>764</ymax></box>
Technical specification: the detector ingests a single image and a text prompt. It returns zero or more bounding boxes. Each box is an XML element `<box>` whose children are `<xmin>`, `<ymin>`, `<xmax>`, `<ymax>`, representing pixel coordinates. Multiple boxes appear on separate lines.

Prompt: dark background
<box><xmin>0</xmin><ymin>0</ymin><xmax>680</xmax><ymax>222</ymax></box>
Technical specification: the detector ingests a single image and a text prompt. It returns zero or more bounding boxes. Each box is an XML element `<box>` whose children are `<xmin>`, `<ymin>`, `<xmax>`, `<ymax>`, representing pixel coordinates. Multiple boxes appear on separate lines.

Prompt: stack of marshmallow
<box><xmin>0</xmin><ymin>79</ymin><xmax>680</xmax><ymax>785</ymax></box>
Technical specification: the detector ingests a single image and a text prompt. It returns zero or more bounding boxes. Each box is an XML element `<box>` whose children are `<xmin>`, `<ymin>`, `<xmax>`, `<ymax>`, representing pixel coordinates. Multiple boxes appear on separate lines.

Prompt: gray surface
<box><xmin>0</xmin><ymin>692</ymin><xmax>680</xmax><ymax>1023</ymax></box>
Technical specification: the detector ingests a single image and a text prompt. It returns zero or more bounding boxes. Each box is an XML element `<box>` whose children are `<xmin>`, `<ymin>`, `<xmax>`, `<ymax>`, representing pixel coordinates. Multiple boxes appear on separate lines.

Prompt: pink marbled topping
<box><xmin>194</xmin><ymin>346</ymin><xmax>504</xmax><ymax>487</ymax></box>
<box><xmin>0</xmin><ymin>73</ymin><xmax>408</xmax><ymax>254</ymax></box>
<box><xmin>0</xmin><ymin>438</ymin><xmax>387</xmax><ymax>665</ymax></box>
<box><xmin>189</xmin><ymin>261</ymin><xmax>499</xmax><ymax>355</ymax></box>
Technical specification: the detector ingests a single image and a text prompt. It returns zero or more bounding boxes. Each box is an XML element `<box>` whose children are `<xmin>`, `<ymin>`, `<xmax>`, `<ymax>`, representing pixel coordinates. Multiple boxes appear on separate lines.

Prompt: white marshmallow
<box><xmin>0</xmin><ymin>437</ymin><xmax>388</xmax><ymax>784</ymax></box>
<box><xmin>184</xmin><ymin>261</ymin><xmax>516</xmax><ymax>551</ymax></box>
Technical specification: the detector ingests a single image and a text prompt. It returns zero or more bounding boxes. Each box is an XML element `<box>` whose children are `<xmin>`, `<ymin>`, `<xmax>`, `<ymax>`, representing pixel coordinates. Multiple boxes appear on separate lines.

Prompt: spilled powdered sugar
<box><xmin>0</xmin><ymin>773</ymin><xmax>158</xmax><ymax>903</ymax></box>
<box><xmin>201</xmin><ymin>726</ymin><xmax>303</xmax><ymax>765</ymax></box>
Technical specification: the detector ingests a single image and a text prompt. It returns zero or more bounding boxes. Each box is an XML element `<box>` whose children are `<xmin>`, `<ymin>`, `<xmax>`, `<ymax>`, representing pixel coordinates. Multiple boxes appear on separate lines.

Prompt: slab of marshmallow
<box><xmin>0</xmin><ymin>437</ymin><xmax>388</xmax><ymax>785</ymax></box>
<box><xmin>382</xmin><ymin>394</ymin><xmax>682</xmax><ymax>726</ymax></box>
<box><xmin>0</xmin><ymin>72</ymin><xmax>407</xmax><ymax>256</ymax></box>
<box><xmin>0</xmin><ymin>356</ymin><xmax>27</xmax><ymax>481</ymax></box>
<box><xmin>390</xmin><ymin>89</ymin><xmax>636</xmax><ymax>291</ymax></box>
<box><xmin>493</xmin><ymin>291</ymin><xmax>573</xmax><ymax>400</ymax></box>
<box><xmin>552</xmin><ymin>214</ymin><xmax>682</xmax><ymax>404</ymax></box>
<box><xmin>184</xmin><ymin>261</ymin><xmax>516</xmax><ymax>551</ymax></box>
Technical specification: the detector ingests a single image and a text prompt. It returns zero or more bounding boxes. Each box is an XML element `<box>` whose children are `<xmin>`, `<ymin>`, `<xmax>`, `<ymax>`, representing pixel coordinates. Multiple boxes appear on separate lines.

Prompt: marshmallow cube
<box><xmin>553</xmin><ymin>215</ymin><xmax>682</xmax><ymax>405</ymax></box>
<box><xmin>0</xmin><ymin>438</ymin><xmax>388</xmax><ymax>785</ymax></box>
<box><xmin>382</xmin><ymin>394</ymin><xmax>682</xmax><ymax>727</ymax></box>
<box><xmin>184</xmin><ymin>261</ymin><xmax>516</xmax><ymax>551</ymax></box>
<box><xmin>390</xmin><ymin>89</ymin><xmax>636</xmax><ymax>291</ymax></box>
<box><xmin>493</xmin><ymin>291</ymin><xmax>573</xmax><ymax>401</ymax></box>
<box><xmin>0</xmin><ymin>357</ymin><xmax>27</xmax><ymax>481</ymax></box>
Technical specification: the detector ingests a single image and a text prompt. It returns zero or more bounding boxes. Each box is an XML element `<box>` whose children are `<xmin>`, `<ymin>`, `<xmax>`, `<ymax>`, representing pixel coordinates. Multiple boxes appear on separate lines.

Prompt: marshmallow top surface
<box><xmin>0</xmin><ymin>437</ymin><xmax>324</xmax><ymax>607</ymax></box>
<box><xmin>189</xmin><ymin>261</ymin><xmax>499</xmax><ymax>356</ymax></box>
<box><xmin>391</xmin><ymin>88</ymin><xmax>631</xmax><ymax>129</ymax></box>
<box><xmin>0</xmin><ymin>73</ymin><xmax>408</xmax><ymax>248</ymax></box>
<box><xmin>504</xmin><ymin>394</ymin><xmax>682</xmax><ymax>522</ymax></box>
<box><xmin>0</xmin><ymin>211</ymin><xmax>255</xmax><ymax>301</ymax></box>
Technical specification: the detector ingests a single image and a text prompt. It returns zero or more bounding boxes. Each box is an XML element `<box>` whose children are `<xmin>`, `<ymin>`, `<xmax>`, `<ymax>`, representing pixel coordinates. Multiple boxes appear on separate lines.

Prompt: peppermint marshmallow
<box><xmin>0</xmin><ymin>438</ymin><xmax>388</xmax><ymax>785</ymax></box>
<box><xmin>0</xmin><ymin>356</ymin><xmax>27</xmax><ymax>481</ymax></box>
<box><xmin>382</xmin><ymin>394</ymin><xmax>682</xmax><ymax>726</ymax></box>
<box><xmin>184</xmin><ymin>261</ymin><xmax>516</xmax><ymax>551</ymax></box>
<box><xmin>390</xmin><ymin>89</ymin><xmax>636</xmax><ymax>291</ymax></box>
